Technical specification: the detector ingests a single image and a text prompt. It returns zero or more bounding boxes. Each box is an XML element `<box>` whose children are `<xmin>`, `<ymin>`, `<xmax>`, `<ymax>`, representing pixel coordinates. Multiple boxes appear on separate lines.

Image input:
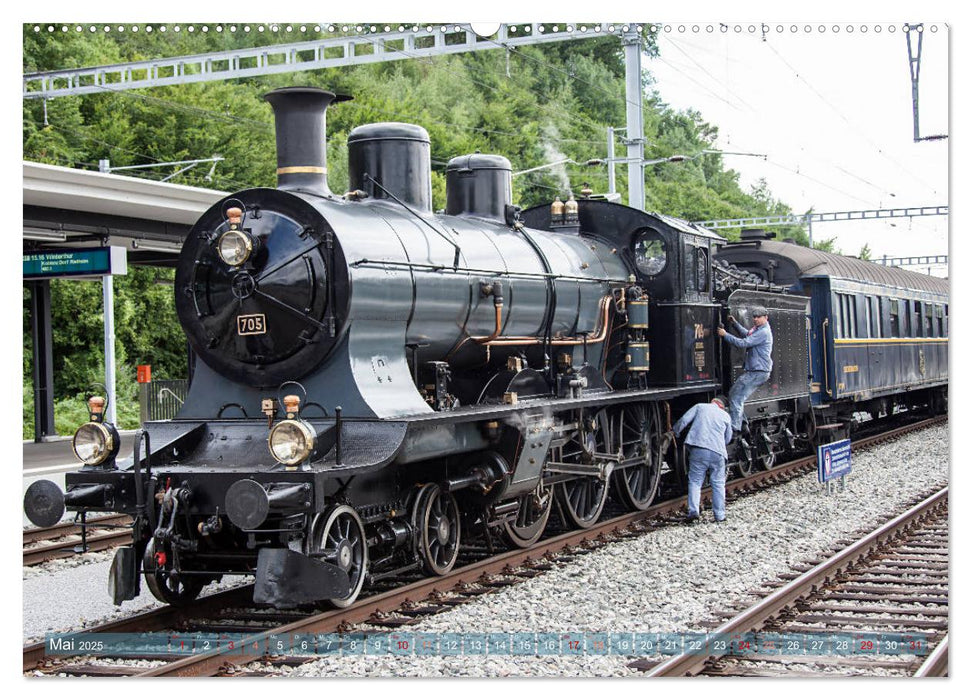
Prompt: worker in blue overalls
<box><xmin>718</xmin><ymin>305</ymin><xmax>773</xmax><ymax>436</ymax></box>
<box><xmin>671</xmin><ymin>396</ymin><xmax>734</xmax><ymax>523</ymax></box>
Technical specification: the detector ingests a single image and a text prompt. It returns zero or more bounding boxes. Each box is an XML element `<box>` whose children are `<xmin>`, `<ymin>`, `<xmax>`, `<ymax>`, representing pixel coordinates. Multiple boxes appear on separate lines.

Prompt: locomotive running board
<box><xmin>253</xmin><ymin>548</ymin><xmax>350</xmax><ymax>608</ymax></box>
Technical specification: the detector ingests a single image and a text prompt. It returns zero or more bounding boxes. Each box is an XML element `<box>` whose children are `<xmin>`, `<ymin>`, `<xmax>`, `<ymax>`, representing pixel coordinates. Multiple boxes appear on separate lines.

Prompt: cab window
<box><xmin>696</xmin><ymin>247</ymin><xmax>709</xmax><ymax>292</ymax></box>
<box><xmin>633</xmin><ymin>229</ymin><xmax>668</xmax><ymax>277</ymax></box>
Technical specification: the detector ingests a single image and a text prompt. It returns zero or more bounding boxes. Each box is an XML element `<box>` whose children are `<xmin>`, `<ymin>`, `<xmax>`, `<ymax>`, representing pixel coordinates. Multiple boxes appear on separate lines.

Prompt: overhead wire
<box><xmin>761</xmin><ymin>39</ymin><xmax>941</xmax><ymax>198</ymax></box>
<box><xmin>651</xmin><ymin>53</ymin><xmax>751</xmax><ymax>113</ymax></box>
<box><xmin>762</xmin><ymin>157</ymin><xmax>877</xmax><ymax>207</ymax></box>
<box><xmin>651</xmin><ymin>34</ymin><xmax>925</xmax><ymax>209</ymax></box>
<box><xmin>661</xmin><ymin>36</ymin><xmax>758</xmax><ymax>112</ymax></box>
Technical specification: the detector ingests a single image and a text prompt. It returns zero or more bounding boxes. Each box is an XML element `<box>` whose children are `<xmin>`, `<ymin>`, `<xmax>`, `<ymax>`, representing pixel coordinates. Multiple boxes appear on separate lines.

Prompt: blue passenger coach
<box><xmin>716</xmin><ymin>234</ymin><xmax>948</xmax><ymax>421</ymax></box>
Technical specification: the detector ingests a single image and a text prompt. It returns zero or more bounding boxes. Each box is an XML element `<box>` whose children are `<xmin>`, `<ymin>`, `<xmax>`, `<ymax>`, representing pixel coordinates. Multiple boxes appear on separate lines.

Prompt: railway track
<box><xmin>24</xmin><ymin>415</ymin><xmax>946</xmax><ymax>677</ymax></box>
<box><xmin>643</xmin><ymin>485</ymin><xmax>948</xmax><ymax>678</ymax></box>
<box><xmin>23</xmin><ymin>515</ymin><xmax>132</xmax><ymax>567</ymax></box>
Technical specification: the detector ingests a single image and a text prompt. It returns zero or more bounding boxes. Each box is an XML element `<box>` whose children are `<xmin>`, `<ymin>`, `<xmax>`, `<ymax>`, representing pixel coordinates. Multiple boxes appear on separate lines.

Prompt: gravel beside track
<box><xmin>279</xmin><ymin>422</ymin><xmax>948</xmax><ymax>677</ymax></box>
<box><xmin>22</xmin><ymin>559</ymin><xmax>246</xmax><ymax>644</ymax></box>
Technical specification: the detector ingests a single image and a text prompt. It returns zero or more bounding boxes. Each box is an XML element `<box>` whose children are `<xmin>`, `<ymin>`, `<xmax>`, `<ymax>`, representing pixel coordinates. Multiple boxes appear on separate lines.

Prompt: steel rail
<box><xmin>646</xmin><ymin>485</ymin><xmax>948</xmax><ymax>677</ymax></box>
<box><xmin>23</xmin><ymin>530</ymin><xmax>134</xmax><ymax>566</ymax></box>
<box><xmin>23</xmin><ymin>586</ymin><xmax>255</xmax><ymax>672</ymax></box>
<box><xmin>22</xmin><ymin>514</ymin><xmax>131</xmax><ymax>545</ymax></box>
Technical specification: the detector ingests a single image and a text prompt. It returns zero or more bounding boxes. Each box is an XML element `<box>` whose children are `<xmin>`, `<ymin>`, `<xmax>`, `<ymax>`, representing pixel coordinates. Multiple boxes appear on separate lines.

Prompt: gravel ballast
<box><xmin>284</xmin><ymin>422</ymin><xmax>949</xmax><ymax>677</ymax></box>
<box><xmin>22</xmin><ymin>559</ymin><xmax>245</xmax><ymax>644</ymax></box>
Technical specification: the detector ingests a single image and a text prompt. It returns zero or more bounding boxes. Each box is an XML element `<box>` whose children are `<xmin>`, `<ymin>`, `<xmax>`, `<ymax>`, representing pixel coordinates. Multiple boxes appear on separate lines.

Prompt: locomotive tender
<box><xmin>24</xmin><ymin>87</ymin><xmax>948</xmax><ymax>608</ymax></box>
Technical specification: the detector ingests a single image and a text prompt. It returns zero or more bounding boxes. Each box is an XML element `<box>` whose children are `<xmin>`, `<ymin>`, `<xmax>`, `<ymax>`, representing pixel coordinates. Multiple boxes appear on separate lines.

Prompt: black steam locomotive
<box><xmin>24</xmin><ymin>87</ymin><xmax>948</xmax><ymax>609</ymax></box>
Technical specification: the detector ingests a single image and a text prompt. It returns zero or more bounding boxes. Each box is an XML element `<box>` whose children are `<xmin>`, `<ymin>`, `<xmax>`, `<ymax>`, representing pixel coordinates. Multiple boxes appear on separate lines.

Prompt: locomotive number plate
<box><xmin>237</xmin><ymin>314</ymin><xmax>267</xmax><ymax>336</ymax></box>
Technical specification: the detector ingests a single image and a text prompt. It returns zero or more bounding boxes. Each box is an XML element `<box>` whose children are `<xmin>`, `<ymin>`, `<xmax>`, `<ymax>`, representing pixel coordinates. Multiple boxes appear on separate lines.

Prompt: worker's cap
<box><xmin>712</xmin><ymin>396</ymin><xmax>729</xmax><ymax>409</ymax></box>
<box><xmin>750</xmin><ymin>305</ymin><xmax>768</xmax><ymax>318</ymax></box>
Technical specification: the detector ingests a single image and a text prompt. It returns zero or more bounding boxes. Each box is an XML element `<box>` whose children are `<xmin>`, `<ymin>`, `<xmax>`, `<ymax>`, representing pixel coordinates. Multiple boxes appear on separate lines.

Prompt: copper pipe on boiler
<box><xmin>474</xmin><ymin>304</ymin><xmax>504</xmax><ymax>343</ymax></box>
<box><xmin>477</xmin><ymin>296</ymin><xmax>613</xmax><ymax>347</ymax></box>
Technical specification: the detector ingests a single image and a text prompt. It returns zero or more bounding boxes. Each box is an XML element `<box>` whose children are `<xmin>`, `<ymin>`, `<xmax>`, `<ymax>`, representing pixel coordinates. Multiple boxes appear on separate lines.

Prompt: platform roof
<box><xmin>23</xmin><ymin>161</ymin><xmax>228</xmax><ymax>265</ymax></box>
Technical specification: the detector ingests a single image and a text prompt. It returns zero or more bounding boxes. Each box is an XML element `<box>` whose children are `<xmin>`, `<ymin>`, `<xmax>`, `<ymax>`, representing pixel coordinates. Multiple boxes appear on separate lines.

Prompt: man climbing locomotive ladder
<box><xmin>717</xmin><ymin>306</ymin><xmax>774</xmax><ymax>436</ymax></box>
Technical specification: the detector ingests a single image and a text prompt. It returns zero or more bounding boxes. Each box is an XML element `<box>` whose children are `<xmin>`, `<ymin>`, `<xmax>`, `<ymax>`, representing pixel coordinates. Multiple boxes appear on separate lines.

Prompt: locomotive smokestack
<box><xmin>264</xmin><ymin>87</ymin><xmax>351</xmax><ymax>196</ymax></box>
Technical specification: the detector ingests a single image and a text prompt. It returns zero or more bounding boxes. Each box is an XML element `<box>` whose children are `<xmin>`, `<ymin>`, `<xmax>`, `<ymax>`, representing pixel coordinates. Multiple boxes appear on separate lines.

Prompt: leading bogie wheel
<box><xmin>143</xmin><ymin>537</ymin><xmax>205</xmax><ymax>606</ymax></box>
<box><xmin>307</xmin><ymin>504</ymin><xmax>368</xmax><ymax>608</ymax></box>
<box><xmin>415</xmin><ymin>484</ymin><xmax>461</xmax><ymax>576</ymax></box>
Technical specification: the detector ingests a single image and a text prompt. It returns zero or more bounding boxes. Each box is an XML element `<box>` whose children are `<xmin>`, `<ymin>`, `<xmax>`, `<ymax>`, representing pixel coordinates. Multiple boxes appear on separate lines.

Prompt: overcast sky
<box><xmin>647</xmin><ymin>23</ymin><xmax>948</xmax><ymax>274</ymax></box>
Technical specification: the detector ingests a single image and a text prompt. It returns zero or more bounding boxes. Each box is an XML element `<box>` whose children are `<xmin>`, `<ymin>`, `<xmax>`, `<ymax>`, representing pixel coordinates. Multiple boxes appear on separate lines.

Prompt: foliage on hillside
<box><xmin>22</xmin><ymin>25</ymin><xmax>809</xmax><ymax>437</ymax></box>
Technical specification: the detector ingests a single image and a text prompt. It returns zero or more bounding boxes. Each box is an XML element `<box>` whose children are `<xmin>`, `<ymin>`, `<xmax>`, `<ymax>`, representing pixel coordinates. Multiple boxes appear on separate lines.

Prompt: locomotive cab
<box><xmin>631</xmin><ymin>218</ymin><xmax>721</xmax><ymax>386</ymax></box>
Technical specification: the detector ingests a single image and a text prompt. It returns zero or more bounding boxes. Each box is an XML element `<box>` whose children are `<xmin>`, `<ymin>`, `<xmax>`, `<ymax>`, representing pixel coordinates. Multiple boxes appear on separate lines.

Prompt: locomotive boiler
<box><xmin>24</xmin><ymin>86</ymin><xmax>791</xmax><ymax>609</ymax></box>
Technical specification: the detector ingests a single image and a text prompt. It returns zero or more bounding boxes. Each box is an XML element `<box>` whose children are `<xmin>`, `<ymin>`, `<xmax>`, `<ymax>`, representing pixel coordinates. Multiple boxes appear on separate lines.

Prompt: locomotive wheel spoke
<box><xmin>307</xmin><ymin>505</ymin><xmax>368</xmax><ymax>609</ymax></box>
<box><xmin>612</xmin><ymin>404</ymin><xmax>662</xmax><ymax>511</ymax></box>
<box><xmin>555</xmin><ymin>409</ymin><xmax>610</xmax><ymax>530</ymax></box>
<box><xmin>418</xmin><ymin>485</ymin><xmax>461</xmax><ymax>576</ymax></box>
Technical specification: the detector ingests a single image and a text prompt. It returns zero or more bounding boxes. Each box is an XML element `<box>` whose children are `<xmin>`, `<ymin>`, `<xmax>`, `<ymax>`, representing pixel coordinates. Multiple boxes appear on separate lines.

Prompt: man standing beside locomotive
<box><xmin>718</xmin><ymin>306</ymin><xmax>773</xmax><ymax>436</ymax></box>
<box><xmin>671</xmin><ymin>396</ymin><xmax>734</xmax><ymax>523</ymax></box>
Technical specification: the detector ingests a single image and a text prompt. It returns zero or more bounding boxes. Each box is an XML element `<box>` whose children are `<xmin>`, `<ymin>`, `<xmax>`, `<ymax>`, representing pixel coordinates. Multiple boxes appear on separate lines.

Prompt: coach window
<box><xmin>944</xmin><ymin>304</ymin><xmax>949</xmax><ymax>336</ymax></box>
<box><xmin>870</xmin><ymin>296</ymin><xmax>882</xmax><ymax>337</ymax></box>
<box><xmin>845</xmin><ymin>295</ymin><xmax>857</xmax><ymax>338</ymax></box>
<box><xmin>936</xmin><ymin>305</ymin><xmax>944</xmax><ymax>336</ymax></box>
<box><xmin>841</xmin><ymin>294</ymin><xmax>848</xmax><ymax>337</ymax></box>
<box><xmin>863</xmin><ymin>296</ymin><xmax>872</xmax><ymax>338</ymax></box>
<box><xmin>914</xmin><ymin>301</ymin><xmax>924</xmax><ymax>337</ymax></box>
<box><xmin>890</xmin><ymin>299</ymin><xmax>900</xmax><ymax>337</ymax></box>
<box><xmin>833</xmin><ymin>294</ymin><xmax>843</xmax><ymax>338</ymax></box>
<box><xmin>836</xmin><ymin>294</ymin><xmax>844</xmax><ymax>337</ymax></box>
<box><xmin>925</xmin><ymin>305</ymin><xmax>934</xmax><ymax>337</ymax></box>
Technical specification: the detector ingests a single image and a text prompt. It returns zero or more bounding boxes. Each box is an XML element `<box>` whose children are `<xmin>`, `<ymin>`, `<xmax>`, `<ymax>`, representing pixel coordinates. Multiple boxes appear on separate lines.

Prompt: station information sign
<box><xmin>23</xmin><ymin>246</ymin><xmax>127</xmax><ymax>280</ymax></box>
<box><xmin>817</xmin><ymin>438</ymin><xmax>852</xmax><ymax>483</ymax></box>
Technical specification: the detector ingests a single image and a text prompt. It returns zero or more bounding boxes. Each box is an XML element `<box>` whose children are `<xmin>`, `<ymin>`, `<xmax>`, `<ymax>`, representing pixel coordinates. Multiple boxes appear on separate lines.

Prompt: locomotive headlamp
<box><xmin>73</xmin><ymin>421</ymin><xmax>114</xmax><ymax>466</ymax></box>
<box><xmin>72</xmin><ymin>396</ymin><xmax>120</xmax><ymax>467</ymax></box>
<box><xmin>217</xmin><ymin>230</ymin><xmax>253</xmax><ymax>267</ymax></box>
<box><xmin>269</xmin><ymin>395</ymin><xmax>316</xmax><ymax>465</ymax></box>
<box><xmin>269</xmin><ymin>420</ymin><xmax>316</xmax><ymax>465</ymax></box>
